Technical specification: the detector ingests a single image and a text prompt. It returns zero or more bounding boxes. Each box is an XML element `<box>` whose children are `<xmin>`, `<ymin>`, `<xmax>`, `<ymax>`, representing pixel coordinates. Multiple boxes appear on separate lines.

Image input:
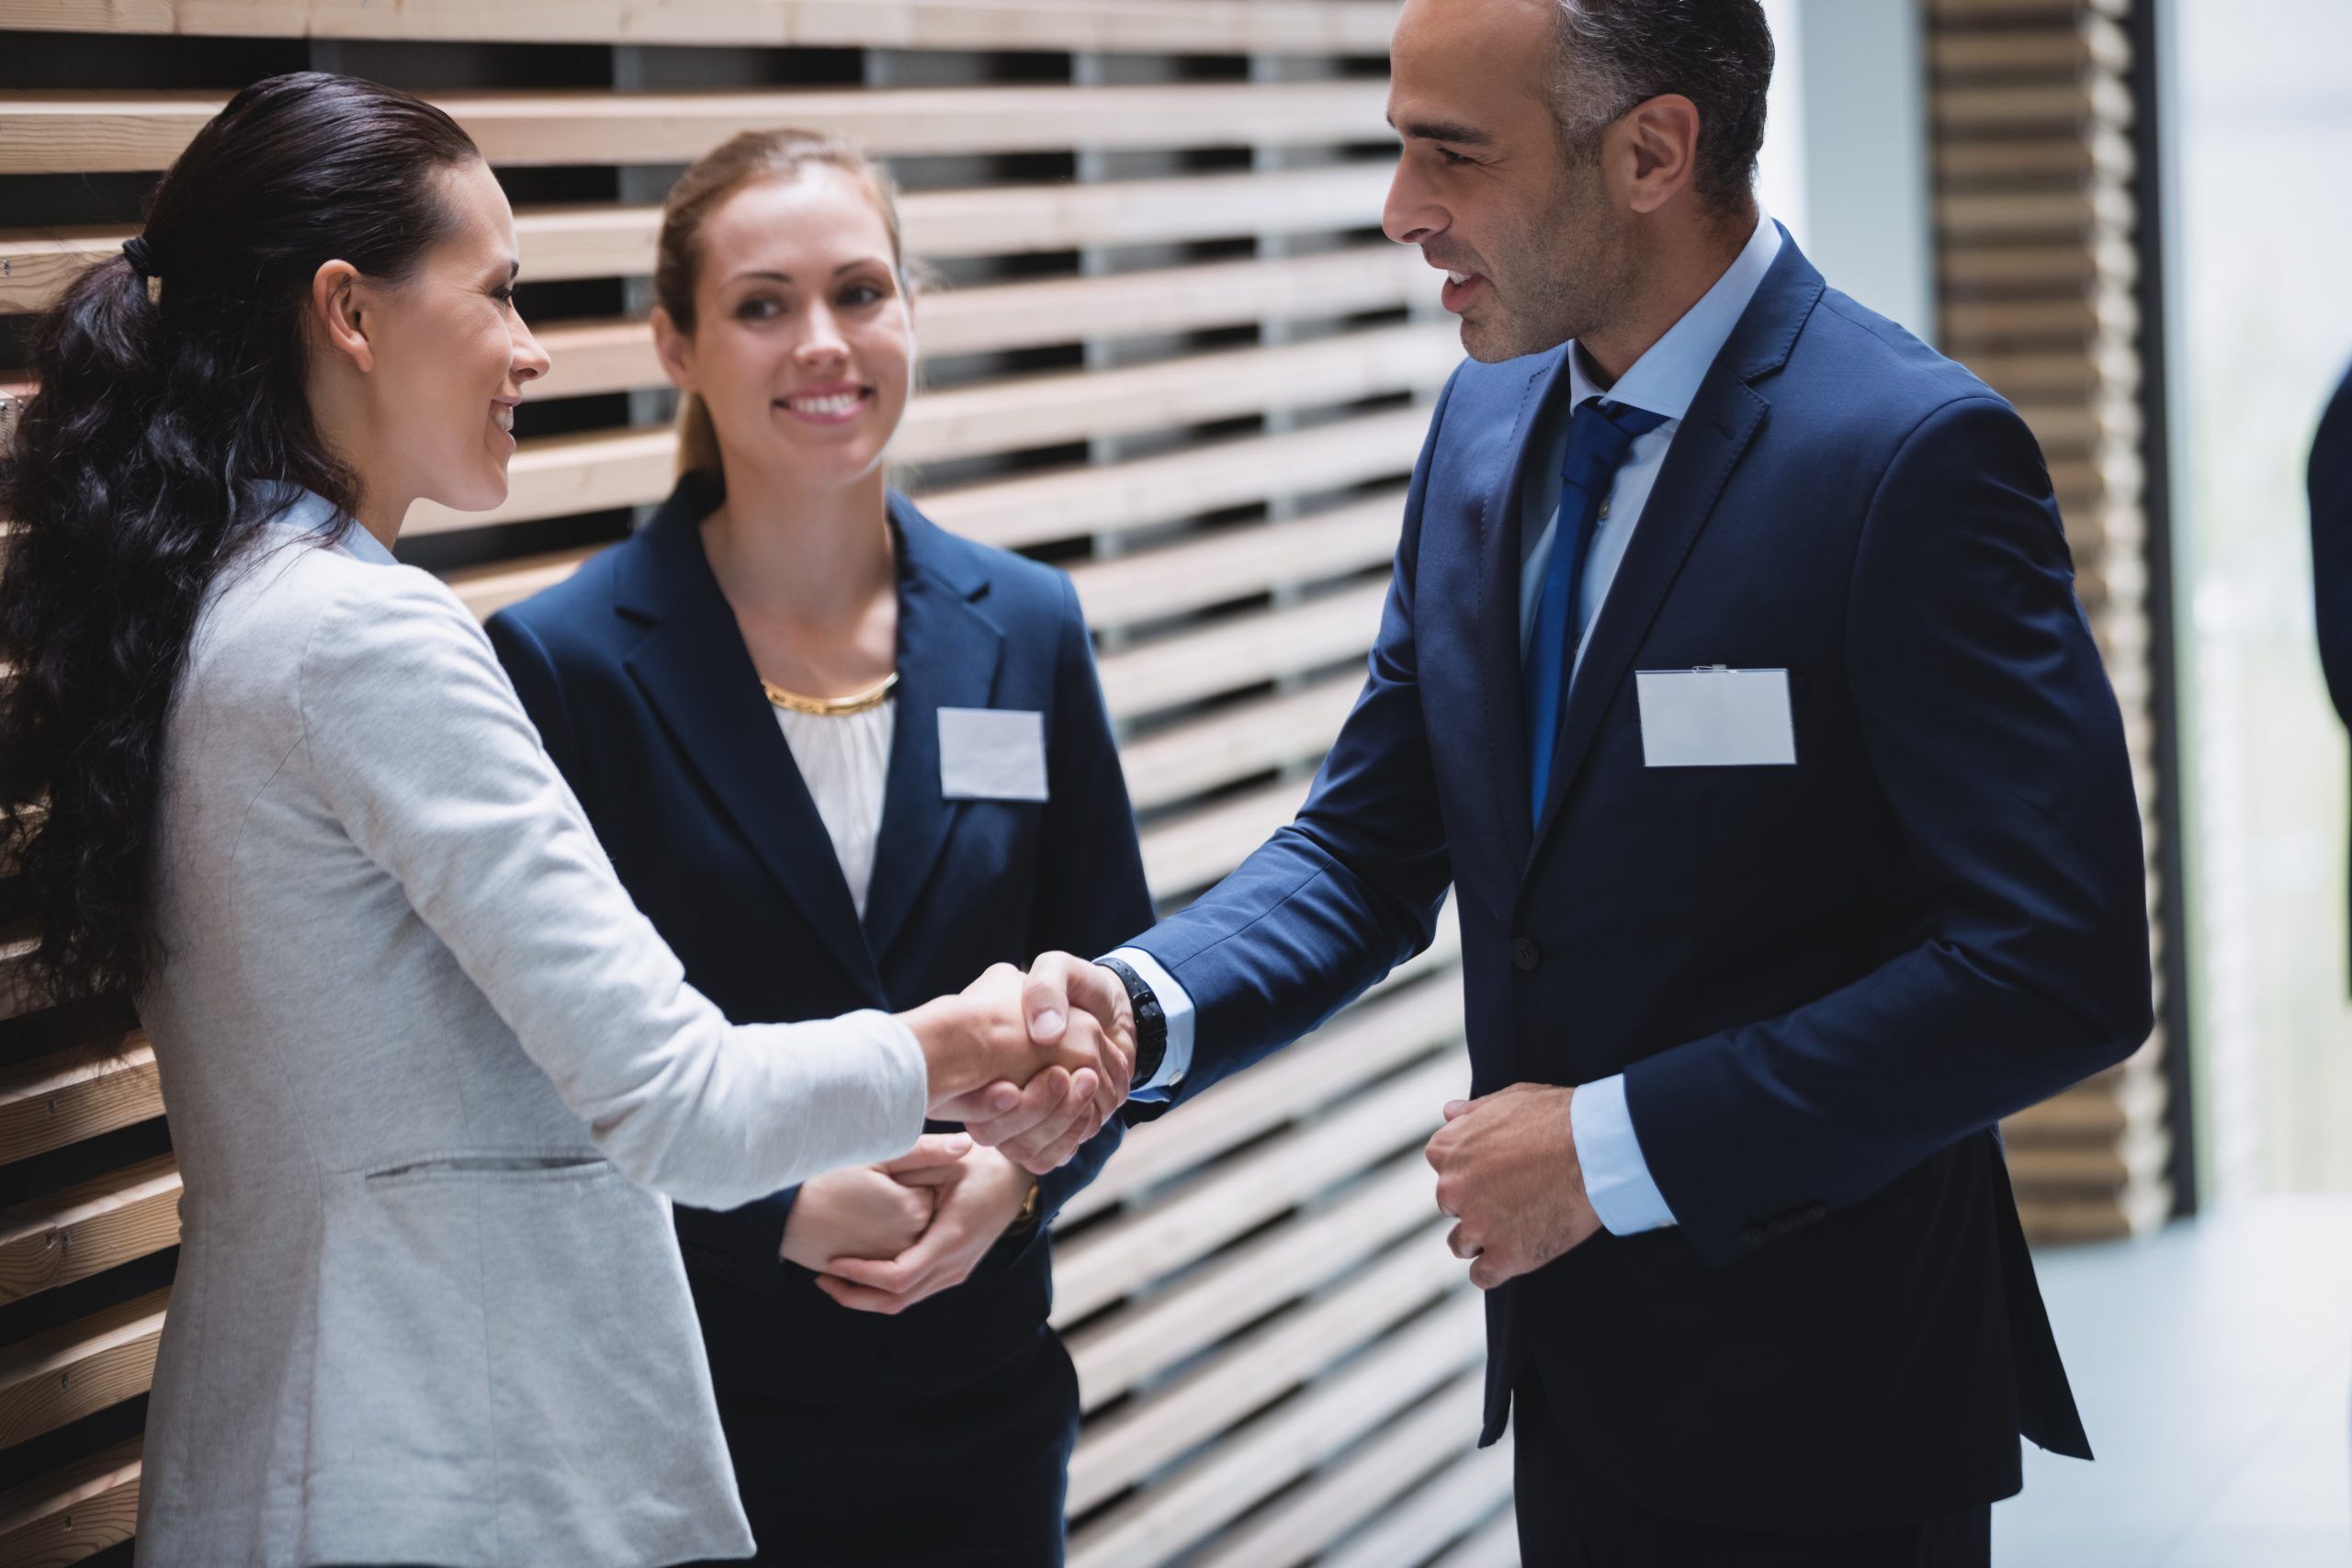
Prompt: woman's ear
<box><xmin>650</xmin><ymin>304</ymin><xmax>697</xmax><ymax>394</ymax></box>
<box><xmin>309</xmin><ymin>259</ymin><xmax>373</xmax><ymax>373</ymax></box>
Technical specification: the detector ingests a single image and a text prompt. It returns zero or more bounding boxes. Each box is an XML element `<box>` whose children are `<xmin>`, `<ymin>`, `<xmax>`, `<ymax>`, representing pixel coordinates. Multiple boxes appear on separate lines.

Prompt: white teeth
<box><xmin>1447</xmin><ymin>270</ymin><xmax>1471</xmax><ymax>285</ymax></box>
<box><xmin>787</xmin><ymin>391</ymin><xmax>862</xmax><ymax>416</ymax></box>
<box><xmin>492</xmin><ymin>404</ymin><xmax>514</xmax><ymax>432</ymax></box>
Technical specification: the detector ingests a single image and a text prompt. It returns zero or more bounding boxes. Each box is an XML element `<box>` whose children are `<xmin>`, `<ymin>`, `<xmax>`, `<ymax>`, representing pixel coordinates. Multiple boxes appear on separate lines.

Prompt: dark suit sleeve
<box><xmin>489</xmin><ymin>606</ymin><xmax>802</xmax><ymax>1294</ymax></box>
<box><xmin>1021</xmin><ymin>574</ymin><xmax>1158</xmax><ymax>1232</ymax></box>
<box><xmin>1123</xmin><ymin>373</ymin><xmax>1464</xmax><ymax>1101</ymax></box>
<box><xmin>1622</xmin><ymin>395</ymin><xmax>2155</xmax><ymax>1267</ymax></box>
<box><xmin>2311</xmin><ymin>363</ymin><xmax>2352</xmax><ymax>723</ymax></box>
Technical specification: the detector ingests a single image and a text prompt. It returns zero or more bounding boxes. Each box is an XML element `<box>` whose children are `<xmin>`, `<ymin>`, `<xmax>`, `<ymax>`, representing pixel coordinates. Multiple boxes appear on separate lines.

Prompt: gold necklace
<box><xmin>761</xmin><ymin>671</ymin><xmax>899</xmax><ymax>716</ymax></box>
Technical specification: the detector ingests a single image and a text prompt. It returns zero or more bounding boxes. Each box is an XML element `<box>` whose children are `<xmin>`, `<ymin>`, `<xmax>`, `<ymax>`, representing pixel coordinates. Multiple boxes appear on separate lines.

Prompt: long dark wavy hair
<box><xmin>0</xmin><ymin>73</ymin><xmax>480</xmax><ymax>1006</ymax></box>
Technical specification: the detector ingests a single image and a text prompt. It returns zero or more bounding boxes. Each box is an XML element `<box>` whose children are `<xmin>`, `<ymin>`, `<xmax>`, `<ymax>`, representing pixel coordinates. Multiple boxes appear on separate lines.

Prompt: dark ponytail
<box><xmin>0</xmin><ymin>73</ymin><xmax>480</xmax><ymax>1005</ymax></box>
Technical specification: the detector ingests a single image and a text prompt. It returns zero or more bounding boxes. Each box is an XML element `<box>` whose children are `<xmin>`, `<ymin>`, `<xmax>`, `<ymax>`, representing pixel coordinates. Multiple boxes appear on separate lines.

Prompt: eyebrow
<box><xmin>1386</xmin><ymin>113</ymin><xmax>1496</xmax><ymax>147</ymax></box>
<box><xmin>725</xmin><ymin>260</ymin><xmax>888</xmax><ymax>285</ymax></box>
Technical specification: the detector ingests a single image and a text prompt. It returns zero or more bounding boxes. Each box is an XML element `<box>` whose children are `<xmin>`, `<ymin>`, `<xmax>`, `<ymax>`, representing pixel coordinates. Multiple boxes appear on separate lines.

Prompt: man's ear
<box><xmin>650</xmin><ymin>304</ymin><xmax>698</xmax><ymax>394</ymax></box>
<box><xmin>309</xmin><ymin>259</ymin><xmax>374</xmax><ymax>373</ymax></box>
<box><xmin>1612</xmin><ymin>93</ymin><xmax>1702</xmax><ymax>216</ymax></box>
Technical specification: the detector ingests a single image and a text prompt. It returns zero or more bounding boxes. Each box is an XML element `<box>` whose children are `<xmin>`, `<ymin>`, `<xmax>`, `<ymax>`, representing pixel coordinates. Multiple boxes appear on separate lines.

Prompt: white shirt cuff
<box><xmin>1571</xmin><ymin>1074</ymin><xmax>1678</xmax><ymax>1235</ymax></box>
<box><xmin>1105</xmin><ymin>946</ymin><xmax>1194</xmax><ymax>1101</ymax></box>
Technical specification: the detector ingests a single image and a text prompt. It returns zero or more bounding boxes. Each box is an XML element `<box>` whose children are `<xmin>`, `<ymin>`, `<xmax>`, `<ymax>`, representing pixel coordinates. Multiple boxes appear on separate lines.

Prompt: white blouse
<box><xmin>773</xmin><ymin>697</ymin><xmax>897</xmax><ymax>919</ymax></box>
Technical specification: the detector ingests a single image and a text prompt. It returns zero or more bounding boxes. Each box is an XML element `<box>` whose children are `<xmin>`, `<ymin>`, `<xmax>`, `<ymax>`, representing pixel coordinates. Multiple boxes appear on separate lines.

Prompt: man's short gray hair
<box><xmin>1546</xmin><ymin>0</ymin><xmax>1775</xmax><ymax>215</ymax></box>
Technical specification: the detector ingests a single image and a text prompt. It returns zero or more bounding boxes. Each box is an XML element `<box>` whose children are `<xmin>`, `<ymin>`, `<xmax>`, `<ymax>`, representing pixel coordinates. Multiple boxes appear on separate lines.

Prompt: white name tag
<box><xmin>938</xmin><ymin>707</ymin><xmax>1049</xmax><ymax>801</ymax></box>
<box><xmin>1634</xmin><ymin>667</ymin><xmax>1796</xmax><ymax>768</ymax></box>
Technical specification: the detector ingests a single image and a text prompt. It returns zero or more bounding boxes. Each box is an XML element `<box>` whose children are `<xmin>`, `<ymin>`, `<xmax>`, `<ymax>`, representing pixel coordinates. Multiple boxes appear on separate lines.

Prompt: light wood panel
<box><xmin>526</xmin><ymin>246</ymin><xmax>1432</xmax><ymax>401</ymax></box>
<box><xmin>0</xmin><ymin>1038</ymin><xmax>163</xmax><ymax>1167</ymax></box>
<box><xmin>0</xmin><ymin>1290</ymin><xmax>167</xmax><ymax>1449</ymax></box>
<box><xmin>1937</xmin><ymin>0</ymin><xmax>2167</xmax><ymax>1245</ymax></box>
<box><xmin>0</xmin><ymin>1440</ymin><xmax>141</xmax><ymax>1568</ymax></box>
<box><xmin>0</xmin><ymin>81</ymin><xmax>1393</xmax><ymax>175</ymax></box>
<box><xmin>0</xmin><ymin>1156</ymin><xmax>181</xmax><ymax>1304</ymax></box>
<box><xmin>0</xmin><ymin>164</ymin><xmax>1402</xmax><ymax>315</ymax></box>
<box><xmin>406</xmin><ymin>324</ymin><xmax>1452</xmax><ymax>536</ymax></box>
<box><xmin>0</xmin><ymin>0</ymin><xmax>1401</xmax><ymax>55</ymax></box>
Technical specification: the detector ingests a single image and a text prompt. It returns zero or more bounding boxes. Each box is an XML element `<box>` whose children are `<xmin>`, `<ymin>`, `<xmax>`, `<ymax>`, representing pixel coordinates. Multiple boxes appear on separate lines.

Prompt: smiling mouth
<box><xmin>777</xmin><ymin>388</ymin><xmax>873</xmax><ymax>421</ymax></box>
<box><xmin>492</xmin><ymin>404</ymin><xmax>514</xmax><ymax>433</ymax></box>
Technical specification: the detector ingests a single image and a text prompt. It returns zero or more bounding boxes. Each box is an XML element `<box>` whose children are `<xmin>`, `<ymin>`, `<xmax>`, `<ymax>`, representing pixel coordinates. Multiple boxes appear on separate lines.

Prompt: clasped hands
<box><xmin>820</xmin><ymin>957</ymin><xmax>1134</xmax><ymax>1315</ymax></box>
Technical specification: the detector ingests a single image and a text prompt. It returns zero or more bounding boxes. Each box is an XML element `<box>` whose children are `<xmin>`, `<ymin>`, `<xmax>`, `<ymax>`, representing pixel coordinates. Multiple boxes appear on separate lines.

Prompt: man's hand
<box><xmin>1425</xmin><ymin>1083</ymin><xmax>1601</xmax><ymax>1290</ymax></box>
<box><xmin>815</xmin><ymin>1145</ymin><xmax>1038</xmax><ymax>1315</ymax></box>
<box><xmin>780</xmin><ymin>1134</ymin><xmax>971</xmax><ymax>1271</ymax></box>
<box><xmin>930</xmin><ymin>961</ymin><xmax>1134</xmax><ymax>1176</ymax></box>
<box><xmin>1012</xmin><ymin>952</ymin><xmax>1136</xmax><ymax>1172</ymax></box>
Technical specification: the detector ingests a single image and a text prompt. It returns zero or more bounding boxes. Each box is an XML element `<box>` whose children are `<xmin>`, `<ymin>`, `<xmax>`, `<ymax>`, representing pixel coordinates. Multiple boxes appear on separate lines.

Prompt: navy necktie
<box><xmin>1523</xmin><ymin>399</ymin><xmax>1668</xmax><ymax>820</ymax></box>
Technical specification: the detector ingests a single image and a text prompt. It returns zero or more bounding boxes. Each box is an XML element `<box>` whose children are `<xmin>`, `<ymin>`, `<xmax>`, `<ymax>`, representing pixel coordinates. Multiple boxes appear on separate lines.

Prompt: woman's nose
<box><xmin>511</xmin><ymin>310</ymin><xmax>551</xmax><ymax>383</ymax></box>
<box><xmin>794</xmin><ymin>305</ymin><xmax>850</xmax><ymax>367</ymax></box>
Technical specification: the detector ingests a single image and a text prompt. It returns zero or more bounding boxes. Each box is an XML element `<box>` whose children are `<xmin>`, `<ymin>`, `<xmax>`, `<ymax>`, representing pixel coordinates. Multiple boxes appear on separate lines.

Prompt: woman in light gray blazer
<box><xmin>0</xmin><ymin>75</ymin><xmax>1125</xmax><ymax>1568</ymax></box>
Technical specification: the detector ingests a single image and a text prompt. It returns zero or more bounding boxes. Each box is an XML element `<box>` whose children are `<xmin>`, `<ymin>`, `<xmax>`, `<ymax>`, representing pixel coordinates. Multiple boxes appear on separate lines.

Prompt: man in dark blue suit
<box><xmin>2312</xmin><ymin>361</ymin><xmax>2352</xmax><ymax>984</ymax></box>
<box><xmin>1023</xmin><ymin>0</ymin><xmax>2154</xmax><ymax>1561</ymax></box>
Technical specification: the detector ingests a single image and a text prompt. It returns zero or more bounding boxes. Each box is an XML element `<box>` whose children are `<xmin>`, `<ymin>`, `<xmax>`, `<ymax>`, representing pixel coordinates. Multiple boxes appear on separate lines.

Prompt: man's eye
<box><xmin>1437</xmin><ymin>148</ymin><xmax>1474</xmax><ymax>167</ymax></box>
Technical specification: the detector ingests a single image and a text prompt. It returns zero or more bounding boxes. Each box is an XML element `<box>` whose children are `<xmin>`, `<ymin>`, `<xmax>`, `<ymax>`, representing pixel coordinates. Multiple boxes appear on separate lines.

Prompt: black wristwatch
<box><xmin>1094</xmin><ymin>956</ymin><xmax>1168</xmax><ymax>1088</ymax></box>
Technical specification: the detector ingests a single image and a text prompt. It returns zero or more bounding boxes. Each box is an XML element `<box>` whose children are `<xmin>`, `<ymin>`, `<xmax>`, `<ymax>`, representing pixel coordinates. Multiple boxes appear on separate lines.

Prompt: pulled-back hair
<box><xmin>0</xmin><ymin>71</ymin><xmax>480</xmax><ymax>1004</ymax></box>
<box><xmin>652</xmin><ymin>130</ymin><xmax>908</xmax><ymax>477</ymax></box>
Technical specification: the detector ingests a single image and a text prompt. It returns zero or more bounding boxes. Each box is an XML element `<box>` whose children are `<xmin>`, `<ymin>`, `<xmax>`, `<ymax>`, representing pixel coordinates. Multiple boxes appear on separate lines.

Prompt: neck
<box><xmin>1578</xmin><ymin>205</ymin><xmax>1756</xmax><ymax>386</ymax></box>
<box><xmin>306</xmin><ymin>375</ymin><xmax>409</xmax><ymax>553</ymax></box>
<box><xmin>699</xmin><ymin>451</ymin><xmax>895</xmax><ymax>627</ymax></box>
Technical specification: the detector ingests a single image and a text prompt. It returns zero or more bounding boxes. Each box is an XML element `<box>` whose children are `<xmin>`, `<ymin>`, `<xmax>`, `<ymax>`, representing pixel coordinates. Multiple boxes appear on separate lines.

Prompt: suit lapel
<box><xmin>617</xmin><ymin>484</ymin><xmax>877</xmax><ymax>991</ymax></box>
<box><xmin>1474</xmin><ymin>349</ymin><xmax>1574</xmax><ymax>872</ymax></box>
<box><xmin>861</xmin><ymin>496</ymin><xmax>1004</xmax><ymax>964</ymax></box>
<box><xmin>1528</xmin><ymin>240</ymin><xmax>1827</xmax><ymax>855</ymax></box>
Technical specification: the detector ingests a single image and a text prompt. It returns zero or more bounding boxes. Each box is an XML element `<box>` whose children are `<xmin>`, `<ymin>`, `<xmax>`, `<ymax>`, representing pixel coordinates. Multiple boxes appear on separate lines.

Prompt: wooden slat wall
<box><xmin>0</xmin><ymin>5</ymin><xmax>1518</xmax><ymax>1565</ymax></box>
<box><xmin>1931</xmin><ymin>0</ymin><xmax>2174</xmax><ymax>1243</ymax></box>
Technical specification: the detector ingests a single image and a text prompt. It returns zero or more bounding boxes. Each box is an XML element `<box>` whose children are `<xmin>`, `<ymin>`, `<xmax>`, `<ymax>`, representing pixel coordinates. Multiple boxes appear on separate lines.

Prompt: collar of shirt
<box><xmin>1563</xmin><ymin>207</ymin><xmax>1784</xmax><ymax>423</ymax></box>
<box><xmin>1518</xmin><ymin>209</ymin><xmax>1785</xmax><ymax>656</ymax></box>
<box><xmin>254</xmin><ymin>481</ymin><xmax>399</xmax><ymax>567</ymax></box>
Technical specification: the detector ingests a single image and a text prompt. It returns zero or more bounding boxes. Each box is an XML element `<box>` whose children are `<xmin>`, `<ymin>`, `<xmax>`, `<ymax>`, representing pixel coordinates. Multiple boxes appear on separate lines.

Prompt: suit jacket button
<box><xmin>1740</xmin><ymin>1224</ymin><xmax>1767</xmax><ymax>1249</ymax></box>
<box><xmin>1510</xmin><ymin>937</ymin><xmax>1541</xmax><ymax>970</ymax></box>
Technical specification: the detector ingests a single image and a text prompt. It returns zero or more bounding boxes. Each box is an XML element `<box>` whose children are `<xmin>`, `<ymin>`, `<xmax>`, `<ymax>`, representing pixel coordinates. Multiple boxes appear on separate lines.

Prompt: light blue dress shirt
<box><xmin>260</xmin><ymin>484</ymin><xmax>400</xmax><ymax>567</ymax></box>
<box><xmin>1123</xmin><ymin>211</ymin><xmax>1784</xmax><ymax>1240</ymax></box>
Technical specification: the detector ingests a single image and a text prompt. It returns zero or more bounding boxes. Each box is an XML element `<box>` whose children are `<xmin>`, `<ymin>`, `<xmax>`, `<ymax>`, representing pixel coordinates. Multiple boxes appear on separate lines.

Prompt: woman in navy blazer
<box><xmin>489</xmin><ymin>130</ymin><xmax>1150</xmax><ymax>1566</ymax></box>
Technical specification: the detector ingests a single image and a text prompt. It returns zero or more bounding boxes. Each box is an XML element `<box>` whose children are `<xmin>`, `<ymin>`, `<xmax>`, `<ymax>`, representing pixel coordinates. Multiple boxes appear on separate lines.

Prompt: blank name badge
<box><xmin>939</xmin><ymin>707</ymin><xmax>1050</xmax><ymax>801</ymax></box>
<box><xmin>1634</xmin><ymin>667</ymin><xmax>1796</xmax><ymax>768</ymax></box>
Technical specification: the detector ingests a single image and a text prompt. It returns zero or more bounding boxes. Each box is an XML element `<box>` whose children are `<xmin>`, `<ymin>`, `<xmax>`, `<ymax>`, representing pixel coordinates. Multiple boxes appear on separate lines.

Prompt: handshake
<box><xmin>902</xmin><ymin>952</ymin><xmax>1139</xmax><ymax>1176</ymax></box>
<box><xmin>791</xmin><ymin>955</ymin><xmax>1135</xmax><ymax>1319</ymax></box>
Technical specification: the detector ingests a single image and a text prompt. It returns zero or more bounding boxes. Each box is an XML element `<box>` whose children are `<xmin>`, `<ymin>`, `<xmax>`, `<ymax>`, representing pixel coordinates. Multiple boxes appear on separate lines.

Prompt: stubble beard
<box><xmin>1458</xmin><ymin>162</ymin><xmax>1632</xmax><ymax>365</ymax></box>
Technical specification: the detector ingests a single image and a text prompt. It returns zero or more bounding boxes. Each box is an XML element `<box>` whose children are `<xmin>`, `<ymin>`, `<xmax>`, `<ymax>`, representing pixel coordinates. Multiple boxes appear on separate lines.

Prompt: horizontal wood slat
<box><xmin>1063</xmin><ymin>1152</ymin><xmax>1436</xmax><ymax>1413</ymax></box>
<box><xmin>1204</xmin><ymin>1375</ymin><xmax>1501</xmax><ymax>1568</ymax></box>
<box><xmin>0</xmin><ymin>1438</ymin><xmax>141</xmax><ymax>1568</ymax></box>
<box><xmin>0</xmin><ymin>164</ymin><xmax>1402</xmax><ymax>315</ymax></box>
<box><xmin>1060</xmin><ymin>956</ymin><xmax>1463</xmax><ymax>1226</ymax></box>
<box><xmin>1307</xmin><ymin>1419</ymin><xmax>1505</xmax><ymax>1568</ymax></box>
<box><xmin>1067</xmin><ymin>1226</ymin><xmax>1459</xmax><ymax>1514</ymax></box>
<box><xmin>526</xmin><ymin>246</ymin><xmax>1431</xmax><ymax>400</ymax></box>
<box><xmin>1069</xmin><ymin>1291</ymin><xmax>1485</xmax><ymax>1568</ymax></box>
<box><xmin>0</xmin><ymin>1288</ymin><xmax>167</xmax><ymax>1449</ymax></box>
<box><xmin>0</xmin><ymin>81</ymin><xmax>1394</xmax><ymax>175</ymax></box>
<box><xmin>1117</xmin><ymin>673</ymin><xmax>1363</xmax><ymax>814</ymax></box>
<box><xmin>0</xmin><ymin>0</ymin><xmax>1401</xmax><ymax>54</ymax></box>
<box><xmin>0</xmin><ymin>1156</ymin><xmax>181</xmax><ymax>1304</ymax></box>
<box><xmin>1096</xmin><ymin>581</ymin><xmax>1391</xmax><ymax>722</ymax></box>
<box><xmin>1052</xmin><ymin>1050</ymin><xmax>1463</xmax><ymax>1322</ymax></box>
<box><xmin>0</xmin><ymin>1036</ymin><xmax>163</xmax><ymax>1167</ymax></box>
<box><xmin>406</xmin><ymin>323</ymin><xmax>1453</xmax><ymax>536</ymax></box>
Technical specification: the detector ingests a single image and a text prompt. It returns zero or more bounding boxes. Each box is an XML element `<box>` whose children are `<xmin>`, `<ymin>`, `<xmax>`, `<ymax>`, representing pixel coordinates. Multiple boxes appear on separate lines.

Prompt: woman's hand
<box><xmin>779</xmin><ymin>1134</ymin><xmax>970</xmax><ymax>1271</ymax></box>
<box><xmin>814</xmin><ymin>1145</ymin><xmax>1038</xmax><ymax>1315</ymax></box>
<box><xmin>901</xmin><ymin>963</ymin><xmax>1134</xmax><ymax>1174</ymax></box>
